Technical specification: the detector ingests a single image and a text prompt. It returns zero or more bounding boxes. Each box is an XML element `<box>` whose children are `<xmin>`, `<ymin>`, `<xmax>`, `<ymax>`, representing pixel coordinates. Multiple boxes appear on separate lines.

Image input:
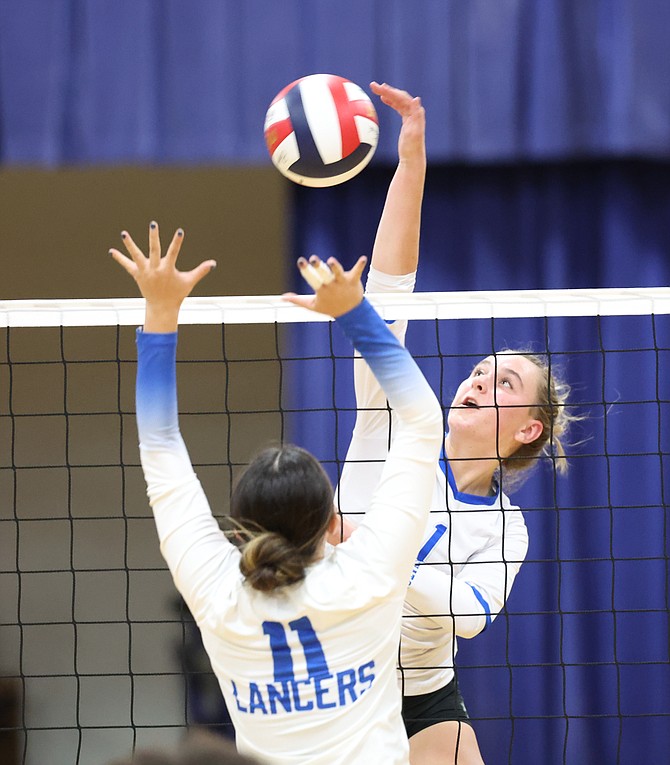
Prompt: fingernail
<box><xmin>108</xmin><ymin>249</ymin><xmax>114</xmax><ymax>255</ymax></box>
<box><xmin>177</xmin><ymin>228</ymin><xmax>183</xmax><ymax>237</ymax></box>
<box><xmin>150</xmin><ymin>222</ymin><xmax>157</xmax><ymax>229</ymax></box>
<box><xmin>121</xmin><ymin>231</ymin><xmax>127</xmax><ymax>239</ymax></box>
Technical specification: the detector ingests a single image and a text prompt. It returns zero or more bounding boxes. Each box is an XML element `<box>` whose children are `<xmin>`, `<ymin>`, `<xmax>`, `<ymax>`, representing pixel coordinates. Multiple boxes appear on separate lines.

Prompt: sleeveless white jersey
<box><xmin>337</xmin><ymin>271</ymin><xmax>529</xmax><ymax>697</ymax></box>
<box><xmin>135</xmin><ymin>299</ymin><xmax>443</xmax><ymax>764</ymax></box>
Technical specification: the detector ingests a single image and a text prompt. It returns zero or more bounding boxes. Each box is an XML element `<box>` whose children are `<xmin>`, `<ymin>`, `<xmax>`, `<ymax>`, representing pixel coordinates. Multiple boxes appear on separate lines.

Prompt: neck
<box><xmin>444</xmin><ymin>439</ymin><xmax>498</xmax><ymax>497</ymax></box>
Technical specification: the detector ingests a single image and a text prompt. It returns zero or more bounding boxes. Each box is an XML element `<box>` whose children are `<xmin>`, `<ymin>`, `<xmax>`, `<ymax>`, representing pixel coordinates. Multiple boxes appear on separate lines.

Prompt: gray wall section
<box><xmin>0</xmin><ymin>167</ymin><xmax>289</xmax><ymax>765</ymax></box>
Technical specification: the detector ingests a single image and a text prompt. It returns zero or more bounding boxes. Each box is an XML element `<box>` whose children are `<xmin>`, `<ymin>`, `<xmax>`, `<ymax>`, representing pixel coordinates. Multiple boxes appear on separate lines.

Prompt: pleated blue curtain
<box><xmin>3</xmin><ymin>0</ymin><xmax>670</xmax><ymax>164</ymax></box>
<box><xmin>289</xmin><ymin>163</ymin><xmax>670</xmax><ymax>763</ymax></box>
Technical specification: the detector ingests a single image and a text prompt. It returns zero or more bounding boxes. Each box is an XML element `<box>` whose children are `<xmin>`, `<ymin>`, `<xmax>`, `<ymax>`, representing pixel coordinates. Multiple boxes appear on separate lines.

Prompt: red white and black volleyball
<box><xmin>264</xmin><ymin>74</ymin><xmax>379</xmax><ymax>187</ymax></box>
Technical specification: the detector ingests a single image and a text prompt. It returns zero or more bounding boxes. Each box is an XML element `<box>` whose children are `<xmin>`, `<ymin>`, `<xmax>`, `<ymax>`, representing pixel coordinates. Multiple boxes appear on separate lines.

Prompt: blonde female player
<box><xmin>110</xmin><ymin>223</ymin><xmax>444</xmax><ymax>765</ymax></box>
<box><xmin>335</xmin><ymin>84</ymin><xmax>575</xmax><ymax>764</ymax></box>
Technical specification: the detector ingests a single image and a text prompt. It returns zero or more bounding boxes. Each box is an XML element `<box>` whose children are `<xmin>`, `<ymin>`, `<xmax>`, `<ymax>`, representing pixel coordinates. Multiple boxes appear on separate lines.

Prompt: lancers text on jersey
<box><xmin>231</xmin><ymin>660</ymin><xmax>376</xmax><ymax>715</ymax></box>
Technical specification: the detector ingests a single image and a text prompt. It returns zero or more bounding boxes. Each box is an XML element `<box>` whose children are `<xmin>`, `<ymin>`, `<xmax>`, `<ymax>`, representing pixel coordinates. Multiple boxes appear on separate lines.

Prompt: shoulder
<box><xmin>500</xmin><ymin>491</ymin><xmax>523</xmax><ymax>514</ymax></box>
<box><xmin>306</xmin><ymin>542</ymin><xmax>405</xmax><ymax>607</ymax></box>
<box><xmin>499</xmin><ymin>495</ymin><xmax>529</xmax><ymax>546</ymax></box>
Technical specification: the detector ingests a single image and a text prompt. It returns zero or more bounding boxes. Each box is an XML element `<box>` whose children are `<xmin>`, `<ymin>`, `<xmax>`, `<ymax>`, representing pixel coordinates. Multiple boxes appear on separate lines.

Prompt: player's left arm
<box><xmin>286</xmin><ymin>256</ymin><xmax>443</xmax><ymax>594</ymax></box>
<box><xmin>369</xmin><ymin>82</ymin><xmax>426</xmax><ymax>276</ymax></box>
<box><xmin>134</xmin><ymin>329</ymin><xmax>239</xmax><ymax>621</ymax></box>
<box><xmin>334</xmin><ymin>84</ymin><xmax>427</xmax><ymax>536</ymax></box>
<box><xmin>405</xmin><ymin>515</ymin><xmax>529</xmax><ymax>638</ymax></box>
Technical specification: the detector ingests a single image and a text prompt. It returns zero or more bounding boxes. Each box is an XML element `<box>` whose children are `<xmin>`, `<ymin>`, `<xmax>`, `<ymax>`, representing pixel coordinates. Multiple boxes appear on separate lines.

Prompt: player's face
<box><xmin>447</xmin><ymin>353</ymin><xmax>544</xmax><ymax>458</ymax></box>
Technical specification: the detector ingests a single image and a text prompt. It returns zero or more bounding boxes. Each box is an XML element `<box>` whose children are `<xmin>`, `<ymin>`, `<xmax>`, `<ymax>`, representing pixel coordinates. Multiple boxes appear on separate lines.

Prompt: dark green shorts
<box><xmin>402</xmin><ymin>675</ymin><xmax>471</xmax><ymax>739</ymax></box>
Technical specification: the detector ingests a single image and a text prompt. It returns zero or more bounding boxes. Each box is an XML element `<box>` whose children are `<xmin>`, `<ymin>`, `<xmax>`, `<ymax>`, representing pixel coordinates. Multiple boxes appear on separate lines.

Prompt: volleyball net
<box><xmin>1</xmin><ymin>288</ymin><xmax>669</xmax><ymax>765</ymax></box>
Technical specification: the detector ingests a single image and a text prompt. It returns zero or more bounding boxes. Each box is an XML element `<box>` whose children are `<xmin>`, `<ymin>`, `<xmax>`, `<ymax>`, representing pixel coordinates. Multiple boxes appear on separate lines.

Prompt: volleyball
<box><xmin>264</xmin><ymin>74</ymin><xmax>379</xmax><ymax>187</ymax></box>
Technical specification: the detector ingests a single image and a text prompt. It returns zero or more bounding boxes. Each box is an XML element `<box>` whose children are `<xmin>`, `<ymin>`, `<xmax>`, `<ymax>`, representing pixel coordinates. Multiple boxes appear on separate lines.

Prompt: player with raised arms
<box><xmin>109</xmin><ymin>221</ymin><xmax>443</xmax><ymax>764</ymax></box>
<box><xmin>335</xmin><ymin>83</ymin><xmax>576</xmax><ymax>764</ymax></box>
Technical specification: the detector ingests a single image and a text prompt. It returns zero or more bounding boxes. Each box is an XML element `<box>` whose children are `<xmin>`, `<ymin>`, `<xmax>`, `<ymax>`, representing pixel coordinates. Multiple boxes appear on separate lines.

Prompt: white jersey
<box><xmin>135</xmin><ymin>300</ymin><xmax>443</xmax><ymax>765</ymax></box>
<box><xmin>337</xmin><ymin>270</ymin><xmax>529</xmax><ymax>697</ymax></box>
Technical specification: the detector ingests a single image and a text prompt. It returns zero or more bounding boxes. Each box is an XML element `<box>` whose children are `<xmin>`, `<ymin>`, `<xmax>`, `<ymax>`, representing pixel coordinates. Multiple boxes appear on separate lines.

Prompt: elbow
<box><xmin>455</xmin><ymin>614</ymin><xmax>489</xmax><ymax>639</ymax></box>
<box><xmin>401</xmin><ymin>397</ymin><xmax>443</xmax><ymax>450</ymax></box>
<box><xmin>429</xmin><ymin>402</ymin><xmax>445</xmax><ymax>437</ymax></box>
<box><xmin>458</xmin><ymin>584</ymin><xmax>495</xmax><ymax>637</ymax></box>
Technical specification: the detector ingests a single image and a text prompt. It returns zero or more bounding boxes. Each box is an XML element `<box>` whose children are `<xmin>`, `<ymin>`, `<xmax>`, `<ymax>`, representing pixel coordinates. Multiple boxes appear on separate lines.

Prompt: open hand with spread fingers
<box><xmin>283</xmin><ymin>255</ymin><xmax>367</xmax><ymax>318</ymax></box>
<box><xmin>109</xmin><ymin>221</ymin><xmax>216</xmax><ymax>333</ymax></box>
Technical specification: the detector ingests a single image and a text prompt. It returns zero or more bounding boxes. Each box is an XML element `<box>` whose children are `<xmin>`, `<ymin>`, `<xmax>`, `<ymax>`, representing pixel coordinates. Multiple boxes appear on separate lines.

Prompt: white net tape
<box><xmin>1</xmin><ymin>287</ymin><xmax>669</xmax><ymax>327</ymax></box>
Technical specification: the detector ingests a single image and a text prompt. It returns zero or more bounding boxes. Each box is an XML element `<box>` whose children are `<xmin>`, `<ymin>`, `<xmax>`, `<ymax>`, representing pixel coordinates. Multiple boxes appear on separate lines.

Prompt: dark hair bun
<box><xmin>239</xmin><ymin>532</ymin><xmax>307</xmax><ymax>592</ymax></box>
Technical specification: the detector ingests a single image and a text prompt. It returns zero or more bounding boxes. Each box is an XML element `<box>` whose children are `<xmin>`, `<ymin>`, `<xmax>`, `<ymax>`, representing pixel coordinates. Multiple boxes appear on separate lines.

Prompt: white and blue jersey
<box><xmin>135</xmin><ymin>298</ymin><xmax>443</xmax><ymax>765</ymax></box>
<box><xmin>337</xmin><ymin>269</ymin><xmax>529</xmax><ymax>697</ymax></box>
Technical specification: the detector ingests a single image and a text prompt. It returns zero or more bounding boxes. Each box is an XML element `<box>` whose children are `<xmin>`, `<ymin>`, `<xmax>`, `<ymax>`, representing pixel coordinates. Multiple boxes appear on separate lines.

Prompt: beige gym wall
<box><xmin>0</xmin><ymin>166</ymin><xmax>291</xmax><ymax>765</ymax></box>
<box><xmin>0</xmin><ymin>166</ymin><xmax>288</xmax><ymax>299</ymax></box>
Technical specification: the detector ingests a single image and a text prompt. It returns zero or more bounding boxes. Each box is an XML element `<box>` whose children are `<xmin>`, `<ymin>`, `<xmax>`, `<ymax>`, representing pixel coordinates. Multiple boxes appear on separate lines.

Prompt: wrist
<box><xmin>398</xmin><ymin>155</ymin><xmax>426</xmax><ymax>173</ymax></box>
<box><xmin>334</xmin><ymin>296</ymin><xmax>370</xmax><ymax>325</ymax></box>
<box><xmin>143</xmin><ymin>303</ymin><xmax>180</xmax><ymax>333</ymax></box>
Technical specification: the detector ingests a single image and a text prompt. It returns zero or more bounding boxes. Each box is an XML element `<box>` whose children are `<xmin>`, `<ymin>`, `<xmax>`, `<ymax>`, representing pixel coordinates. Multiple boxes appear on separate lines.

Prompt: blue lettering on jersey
<box><xmin>263</xmin><ymin>621</ymin><xmax>294</xmax><ymax>682</ymax></box>
<box><xmin>249</xmin><ymin>683</ymin><xmax>267</xmax><ymax>715</ymax></box>
<box><xmin>267</xmin><ymin>681</ymin><xmax>292</xmax><ymax>714</ymax></box>
<box><xmin>291</xmin><ymin>679</ymin><xmax>314</xmax><ymax>711</ymax></box>
<box><xmin>232</xmin><ymin>680</ymin><xmax>246</xmax><ymax>713</ymax></box>
<box><xmin>290</xmin><ymin>616</ymin><xmax>330</xmax><ymax>680</ymax></box>
<box><xmin>232</xmin><ymin>617</ymin><xmax>377</xmax><ymax>716</ymax></box>
<box><xmin>337</xmin><ymin>668</ymin><xmax>357</xmax><ymax>704</ymax></box>
<box><xmin>314</xmin><ymin>675</ymin><xmax>337</xmax><ymax>709</ymax></box>
<box><xmin>409</xmin><ymin>523</ymin><xmax>448</xmax><ymax>585</ymax></box>
<box><xmin>358</xmin><ymin>660</ymin><xmax>375</xmax><ymax>696</ymax></box>
<box><xmin>263</xmin><ymin>617</ymin><xmax>330</xmax><ymax>682</ymax></box>
<box><xmin>232</xmin><ymin>662</ymin><xmax>377</xmax><ymax>716</ymax></box>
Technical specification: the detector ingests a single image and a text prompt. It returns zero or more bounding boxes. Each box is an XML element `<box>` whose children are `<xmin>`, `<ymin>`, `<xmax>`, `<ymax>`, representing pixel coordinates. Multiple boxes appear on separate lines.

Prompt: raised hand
<box><xmin>110</xmin><ymin>221</ymin><xmax>216</xmax><ymax>332</ymax></box>
<box><xmin>283</xmin><ymin>255</ymin><xmax>367</xmax><ymax>318</ymax></box>
<box><xmin>370</xmin><ymin>81</ymin><xmax>425</xmax><ymax>164</ymax></box>
<box><xmin>367</xmin><ymin>82</ymin><xmax>426</xmax><ymax>276</ymax></box>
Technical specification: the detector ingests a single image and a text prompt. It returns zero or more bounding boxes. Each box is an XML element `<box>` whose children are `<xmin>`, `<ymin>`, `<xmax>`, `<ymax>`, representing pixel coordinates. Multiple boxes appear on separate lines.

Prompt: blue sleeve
<box><xmin>335</xmin><ymin>299</ymin><xmax>429</xmax><ymax>414</ymax></box>
<box><xmin>134</xmin><ymin>328</ymin><xmax>238</xmax><ymax>624</ymax></box>
<box><xmin>135</xmin><ymin>329</ymin><xmax>180</xmax><ymax>449</ymax></box>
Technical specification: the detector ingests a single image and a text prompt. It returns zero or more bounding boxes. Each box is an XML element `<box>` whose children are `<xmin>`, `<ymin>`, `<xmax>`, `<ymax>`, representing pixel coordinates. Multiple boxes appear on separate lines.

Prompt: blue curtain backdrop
<box><xmin>2</xmin><ymin>0</ymin><xmax>670</xmax><ymax>164</ymax></box>
<box><xmin>2</xmin><ymin>1</ymin><xmax>669</xmax><ymax>763</ymax></box>
<box><xmin>290</xmin><ymin>165</ymin><xmax>670</xmax><ymax>764</ymax></box>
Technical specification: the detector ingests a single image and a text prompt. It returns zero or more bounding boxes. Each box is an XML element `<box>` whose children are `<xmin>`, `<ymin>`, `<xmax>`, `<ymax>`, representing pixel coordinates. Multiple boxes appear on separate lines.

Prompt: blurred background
<box><xmin>1</xmin><ymin>1</ymin><xmax>670</xmax><ymax>764</ymax></box>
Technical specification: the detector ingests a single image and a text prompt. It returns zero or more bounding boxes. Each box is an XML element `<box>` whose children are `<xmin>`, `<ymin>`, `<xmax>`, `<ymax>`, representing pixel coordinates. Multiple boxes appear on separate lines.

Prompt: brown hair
<box><xmin>496</xmin><ymin>349</ymin><xmax>581</xmax><ymax>491</ymax></box>
<box><xmin>230</xmin><ymin>445</ymin><xmax>334</xmax><ymax>592</ymax></box>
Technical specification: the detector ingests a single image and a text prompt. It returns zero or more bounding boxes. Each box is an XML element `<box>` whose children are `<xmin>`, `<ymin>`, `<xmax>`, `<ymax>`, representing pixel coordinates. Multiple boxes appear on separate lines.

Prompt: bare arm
<box><xmin>369</xmin><ymin>82</ymin><xmax>426</xmax><ymax>276</ymax></box>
